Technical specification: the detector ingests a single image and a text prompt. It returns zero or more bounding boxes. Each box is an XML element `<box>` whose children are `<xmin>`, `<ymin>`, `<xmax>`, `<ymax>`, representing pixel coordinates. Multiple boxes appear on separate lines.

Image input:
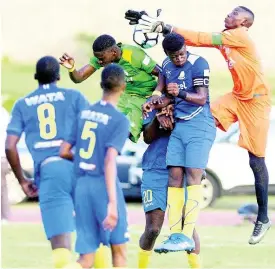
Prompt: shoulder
<box><xmin>188</xmin><ymin>54</ymin><xmax>209</xmax><ymax>74</ymax></box>
<box><xmin>121</xmin><ymin>43</ymin><xmax>146</xmax><ymax>63</ymax></box>
<box><xmin>162</xmin><ymin>57</ymin><xmax>172</xmax><ymax>70</ymax></box>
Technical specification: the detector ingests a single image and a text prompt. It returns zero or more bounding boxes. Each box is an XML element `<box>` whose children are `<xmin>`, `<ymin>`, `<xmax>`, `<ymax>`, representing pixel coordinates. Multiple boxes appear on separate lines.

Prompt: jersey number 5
<box><xmin>79</xmin><ymin>121</ymin><xmax>98</xmax><ymax>159</ymax></box>
<box><xmin>37</xmin><ymin>103</ymin><xmax>57</xmax><ymax>140</ymax></box>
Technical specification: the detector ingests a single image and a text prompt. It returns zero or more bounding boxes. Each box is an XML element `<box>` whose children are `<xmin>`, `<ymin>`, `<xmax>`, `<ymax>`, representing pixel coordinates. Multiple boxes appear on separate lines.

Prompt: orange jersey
<box><xmin>175</xmin><ymin>27</ymin><xmax>270</xmax><ymax>100</ymax></box>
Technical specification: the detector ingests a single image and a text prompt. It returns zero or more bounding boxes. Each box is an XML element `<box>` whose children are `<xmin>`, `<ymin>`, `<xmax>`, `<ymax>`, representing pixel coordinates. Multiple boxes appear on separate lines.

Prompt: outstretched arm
<box><xmin>173</xmin><ymin>27</ymin><xmax>247</xmax><ymax>48</ymax></box>
<box><xmin>59</xmin><ymin>53</ymin><xmax>97</xmax><ymax>83</ymax></box>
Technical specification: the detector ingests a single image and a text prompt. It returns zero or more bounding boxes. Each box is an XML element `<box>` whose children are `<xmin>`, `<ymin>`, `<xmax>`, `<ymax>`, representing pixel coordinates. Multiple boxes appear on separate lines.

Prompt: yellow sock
<box><xmin>94</xmin><ymin>244</ymin><xmax>109</xmax><ymax>268</ymax></box>
<box><xmin>187</xmin><ymin>253</ymin><xmax>201</xmax><ymax>269</ymax></box>
<box><xmin>182</xmin><ymin>185</ymin><xmax>203</xmax><ymax>238</ymax></box>
<box><xmin>52</xmin><ymin>248</ymin><xmax>71</xmax><ymax>268</ymax></box>
<box><xmin>167</xmin><ymin>187</ymin><xmax>185</xmax><ymax>233</ymax></box>
<box><xmin>63</xmin><ymin>262</ymin><xmax>82</xmax><ymax>269</ymax></box>
<box><xmin>138</xmin><ymin>248</ymin><xmax>152</xmax><ymax>268</ymax></box>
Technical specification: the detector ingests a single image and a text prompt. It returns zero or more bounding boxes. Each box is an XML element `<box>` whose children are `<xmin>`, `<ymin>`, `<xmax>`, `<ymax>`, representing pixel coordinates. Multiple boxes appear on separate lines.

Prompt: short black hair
<box><xmin>100</xmin><ymin>63</ymin><xmax>125</xmax><ymax>92</ymax></box>
<box><xmin>35</xmin><ymin>56</ymin><xmax>60</xmax><ymax>84</ymax></box>
<box><xmin>162</xmin><ymin>33</ymin><xmax>185</xmax><ymax>53</ymax></box>
<box><xmin>239</xmin><ymin>6</ymin><xmax>254</xmax><ymax>20</ymax></box>
<box><xmin>93</xmin><ymin>34</ymin><xmax>116</xmax><ymax>52</ymax></box>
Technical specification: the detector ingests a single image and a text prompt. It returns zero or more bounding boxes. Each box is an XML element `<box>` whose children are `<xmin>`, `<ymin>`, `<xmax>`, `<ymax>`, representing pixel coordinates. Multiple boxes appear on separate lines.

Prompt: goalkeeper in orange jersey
<box><xmin>125</xmin><ymin>6</ymin><xmax>271</xmax><ymax>247</ymax></box>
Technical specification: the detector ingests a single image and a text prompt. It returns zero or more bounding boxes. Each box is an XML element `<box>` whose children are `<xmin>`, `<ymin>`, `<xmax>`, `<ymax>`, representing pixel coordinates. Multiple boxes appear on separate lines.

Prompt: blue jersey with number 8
<box><xmin>65</xmin><ymin>100</ymin><xmax>130</xmax><ymax>177</ymax></box>
<box><xmin>6</xmin><ymin>83</ymin><xmax>89</xmax><ymax>181</ymax></box>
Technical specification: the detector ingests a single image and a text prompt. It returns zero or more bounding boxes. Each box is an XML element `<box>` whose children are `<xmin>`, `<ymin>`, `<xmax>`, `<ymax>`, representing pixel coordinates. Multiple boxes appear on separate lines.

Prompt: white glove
<box><xmin>138</xmin><ymin>14</ymin><xmax>173</xmax><ymax>35</ymax></box>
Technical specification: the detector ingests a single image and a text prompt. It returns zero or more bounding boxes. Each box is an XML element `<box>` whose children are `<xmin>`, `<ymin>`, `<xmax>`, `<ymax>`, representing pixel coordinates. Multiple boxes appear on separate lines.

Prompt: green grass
<box><xmin>2</xmin><ymin>220</ymin><xmax>275</xmax><ymax>269</ymax></box>
<box><xmin>2</xmin><ymin>60</ymin><xmax>275</xmax><ymax>112</ymax></box>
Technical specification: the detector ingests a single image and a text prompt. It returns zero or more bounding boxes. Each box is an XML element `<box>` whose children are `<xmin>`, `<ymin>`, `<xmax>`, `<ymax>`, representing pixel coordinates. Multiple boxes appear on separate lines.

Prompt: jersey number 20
<box><xmin>37</xmin><ymin>103</ymin><xmax>57</xmax><ymax>140</ymax></box>
<box><xmin>79</xmin><ymin>121</ymin><xmax>98</xmax><ymax>159</ymax></box>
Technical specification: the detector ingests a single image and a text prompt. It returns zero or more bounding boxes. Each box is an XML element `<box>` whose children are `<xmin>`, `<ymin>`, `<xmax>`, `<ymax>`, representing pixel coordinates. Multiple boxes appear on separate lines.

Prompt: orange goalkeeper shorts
<box><xmin>211</xmin><ymin>92</ymin><xmax>271</xmax><ymax>157</ymax></box>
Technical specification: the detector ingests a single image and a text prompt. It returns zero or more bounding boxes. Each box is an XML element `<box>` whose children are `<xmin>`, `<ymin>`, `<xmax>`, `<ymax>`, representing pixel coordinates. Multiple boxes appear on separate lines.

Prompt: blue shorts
<box><xmin>141</xmin><ymin>169</ymin><xmax>168</xmax><ymax>212</ymax></box>
<box><xmin>74</xmin><ymin>175</ymin><xmax>129</xmax><ymax>254</ymax></box>
<box><xmin>166</xmin><ymin>119</ymin><xmax>216</xmax><ymax>169</ymax></box>
<box><xmin>38</xmin><ymin>158</ymin><xmax>75</xmax><ymax>240</ymax></box>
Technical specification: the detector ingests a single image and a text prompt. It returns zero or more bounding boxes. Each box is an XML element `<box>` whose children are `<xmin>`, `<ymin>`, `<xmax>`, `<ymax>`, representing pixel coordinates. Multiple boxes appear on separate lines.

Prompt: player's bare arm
<box><xmin>103</xmin><ymin>147</ymin><xmax>119</xmax><ymax>231</ymax></box>
<box><xmin>59</xmin><ymin>141</ymin><xmax>74</xmax><ymax>161</ymax></box>
<box><xmin>167</xmin><ymin>83</ymin><xmax>208</xmax><ymax>106</ymax></box>
<box><xmin>59</xmin><ymin>53</ymin><xmax>96</xmax><ymax>83</ymax></box>
<box><xmin>5</xmin><ymin>135</ymin><xmax>37</xmax><ymax>197</ymax></box>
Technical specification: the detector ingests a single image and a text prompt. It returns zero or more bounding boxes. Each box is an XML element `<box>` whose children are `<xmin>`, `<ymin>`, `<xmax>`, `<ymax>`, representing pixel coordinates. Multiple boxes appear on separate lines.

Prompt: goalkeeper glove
<box><xmin>125</xmin><ymin>9</ymin><xmax>173</xmax><ymax>35</ymax></box>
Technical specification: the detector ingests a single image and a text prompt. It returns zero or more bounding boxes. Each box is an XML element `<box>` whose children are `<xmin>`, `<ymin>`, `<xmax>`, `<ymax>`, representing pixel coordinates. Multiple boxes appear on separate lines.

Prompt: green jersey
<box><xmin>90</xmin><ymin>43</ymin><xmax>158</xmax><ymax>97</ymax></box>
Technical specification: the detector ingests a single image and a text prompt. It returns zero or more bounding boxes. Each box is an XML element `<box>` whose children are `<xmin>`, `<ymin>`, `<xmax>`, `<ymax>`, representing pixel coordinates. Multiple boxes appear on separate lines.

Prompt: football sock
<box><xmin>182</xmin><ymin>185</ymin><xmax>203</xmax><ymax>238</ymax></box>
<box><xmin>138</xmin><ymin>248</ymin><xmax>152</xmax><ymax>268</ymax></box>
<box><xmin>187</xmin><ymin>253</ymin><xmax>201</xmax><ymax>269</ymax></box>
<box><xmin>63</xmin><ymin>262</ymin><xmax>82</xmax><ymax>269</ymax></box>
<box><xmin>52</xmin><ymin>248</ymin><xmax>71</xmax><ymax>268</ymax></box>
<box><xmin>248</xmin><ymin>152</ymin><xmax>269</xmax><ymax>223</ymax></box>
<box><xmin>94</xmin><ymin>244</ymin><xmax>109</xmax><ymax>268</ymax></box>
<box><xmin>167</xmin><ymin>187</ymin><xmax>185</xmax><ymax>233</ymax></box>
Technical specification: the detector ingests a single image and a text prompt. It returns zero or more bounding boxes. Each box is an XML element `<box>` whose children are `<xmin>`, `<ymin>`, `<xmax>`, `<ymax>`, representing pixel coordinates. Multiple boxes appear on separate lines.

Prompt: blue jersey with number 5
<box><xmin>6</xmin><ymin>83</ymin><xmax>89</xmax><ymax>179</ymax></box>
<box><xmin>65</xmin><ymin>100</ymin><xmax>130</xmax><ymax>177</ymax></box>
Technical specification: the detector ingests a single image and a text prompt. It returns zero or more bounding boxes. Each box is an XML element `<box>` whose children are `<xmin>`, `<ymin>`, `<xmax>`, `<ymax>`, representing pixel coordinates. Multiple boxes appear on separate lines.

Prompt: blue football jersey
<box><xmin>162</xmin><ymin>52</ymin><xmax>212</xmax><ymax>120</ymax></box>
<box><xmin>141</xmin><ymin>100</ymin><xmax>170</xmax><ymax>170</ymax></box>
<box><xmin>6</xmin><ymin>83</ymin><xmax>89</xmax><ymax>179</ymax></box>
<box><xmin>66</xmin><ymin>100</ymin><xmax>130</xmax><ymax>177</ymax></box>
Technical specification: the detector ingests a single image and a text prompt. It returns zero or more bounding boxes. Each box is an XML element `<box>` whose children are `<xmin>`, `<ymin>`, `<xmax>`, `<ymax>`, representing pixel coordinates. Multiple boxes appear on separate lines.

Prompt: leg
<box><xmin>140</xmin><ymin>169</ymin><xmax>167</xmax><ymax>265</ymax></box>
<box><xmin>140</xmin><ymin>210</ymin><xmax>165</xmax><ymax>250</ymax></box>
<box><xmin>248</xmin><ymin>152</ymin><xmax>271</xmax><ymax>244</ymax></box>
<box><xmin>186</xmin><ymin>229</ymin><xmax>202</xmax><ymax>269</ymax></box>
<box><xmin>118</xmin><ymin>94</ymin><xmax>146</xmax><ymax>143</ymax></box>
<box><xmin>111</xmin><ymin>244</ymin><xmax>127</xmax><ymax>267</ymax></box>
<box><xmin>1</xmin><ymin>157</ymin><xmax>10</xmax><ymax>221</ymax></box>
<box><xmin>39</xmin><ymin>160</ymin><xmax>75</xmax><ymax>268</ymax></box>
<box><xmin>236</xmin><ymin>95</ymin><xmax>271</xmax><ymax>244</ymax></box>
<box><xmin>182</xmin><ymin>168</ymin><xmax>204</xmax><ymax>238</ymax></box>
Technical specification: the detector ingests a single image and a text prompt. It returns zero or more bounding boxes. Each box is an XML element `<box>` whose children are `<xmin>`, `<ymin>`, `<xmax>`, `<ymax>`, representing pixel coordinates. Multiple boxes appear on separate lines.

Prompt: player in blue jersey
<box><xmin>138</xmin><ymin>102</ymin><xmax>202</xmax><ymax>268</ymax></box>
<box><xmin>142</xmin><ymin>33</ymin><xmax>216</xmax><ymax>253</ymax></box>
<box><xmin>5</xmin><ymin>56</ymin><xmax>107</xmax><ymax>269</ymax></box>
<box><xmin>60</xmin><ymin>63</ymin><xmax>130</xmax><ymax>269</ymax></box>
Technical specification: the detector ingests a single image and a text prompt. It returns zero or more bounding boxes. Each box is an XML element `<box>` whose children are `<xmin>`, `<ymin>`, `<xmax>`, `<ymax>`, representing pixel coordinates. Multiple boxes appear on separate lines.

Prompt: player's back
<box><xmin>74</xmin><ymin>100</ymin><xmax>129</xmax><ymax>177</ymax></box>
<box><xmin>13</xmin><ymin>83</ymin><xmax>88</xmax><ymax>172</ymax></box>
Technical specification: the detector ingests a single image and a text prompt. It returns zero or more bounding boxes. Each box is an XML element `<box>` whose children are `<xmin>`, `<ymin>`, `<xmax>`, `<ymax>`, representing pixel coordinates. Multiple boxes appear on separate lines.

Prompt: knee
<box><xmin>111</xmin><ymin>244</ymin><xmax>127</xmax><ymax>267</ymax></box>
<box><xmin>249</xmin><ymin>153</ymin><xmax>265</xmax><ymax>172</ymax></box>
<box><xmin>168</xmin><ymin>167</ymin><xmax>183</xmax><ymax>187</ymax></box>
<box><xmin>78</xmin><ymin>254</ymin><xmax>94</xmax><ymax>269</ymax></box>
<box><xmin>146</xmin><ymin>226</ymin><xmax>161</xmax><ymax>240</ymax></box>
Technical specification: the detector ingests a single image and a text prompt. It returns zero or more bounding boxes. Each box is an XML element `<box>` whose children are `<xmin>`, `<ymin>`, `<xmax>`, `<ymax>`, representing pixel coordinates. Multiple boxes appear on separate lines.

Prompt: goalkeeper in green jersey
<box><xmin>60</xmin><ymin>34</ymin><xmax>161</xmax><ymax>143</ymax></box>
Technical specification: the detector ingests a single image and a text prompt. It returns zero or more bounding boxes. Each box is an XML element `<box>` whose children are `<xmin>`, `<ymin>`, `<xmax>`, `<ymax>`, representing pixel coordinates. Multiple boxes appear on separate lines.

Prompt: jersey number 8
<box><xmin>79</xmin><ymin>121</ymin><xmax>98</xmax><ymax>159</ymax></box>
<box><xmin>37</xmin><ymin>103</ymin><xmax>57</xmax><ymax>140</ymax></box>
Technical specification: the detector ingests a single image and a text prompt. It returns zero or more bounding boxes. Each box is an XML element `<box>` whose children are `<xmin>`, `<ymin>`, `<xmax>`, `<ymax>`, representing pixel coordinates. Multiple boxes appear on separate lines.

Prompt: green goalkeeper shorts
<box><xmin>117</xmin><ymin>93</ymin><xmax>147</xmax><ymax>143</ymax></box>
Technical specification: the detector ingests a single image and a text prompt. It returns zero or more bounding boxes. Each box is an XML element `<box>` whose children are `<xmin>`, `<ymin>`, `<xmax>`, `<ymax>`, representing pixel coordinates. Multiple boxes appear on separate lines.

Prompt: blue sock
<box><xmin>249</xmin><ymin>152</ymin><xmax>269</xmax><ymax>223</ymax></box>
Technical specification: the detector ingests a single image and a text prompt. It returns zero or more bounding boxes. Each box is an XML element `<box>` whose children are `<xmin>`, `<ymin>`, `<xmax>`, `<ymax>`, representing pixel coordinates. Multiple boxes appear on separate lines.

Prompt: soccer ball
<box><xmin>133</xmin><ymin>25</ymin><xmax>159</xmax><ymax>49</ymax></box>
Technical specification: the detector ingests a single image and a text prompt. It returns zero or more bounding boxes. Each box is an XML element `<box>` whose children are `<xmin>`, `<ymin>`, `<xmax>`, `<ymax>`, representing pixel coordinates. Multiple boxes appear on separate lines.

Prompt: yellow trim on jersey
<box><xmin>122</xmin><ymin>49</ymin><xmax>132</xmax><ymax>63</ymax></box>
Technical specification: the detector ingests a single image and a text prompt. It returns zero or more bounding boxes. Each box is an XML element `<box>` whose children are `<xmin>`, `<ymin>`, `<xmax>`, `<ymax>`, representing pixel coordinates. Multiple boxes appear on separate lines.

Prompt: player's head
<box><xmin>100</xmin><ymin>63</ymin><xmax>126</xmax><ymax>95</ymax></box>
<box><xmin>34</xmin><ymin>56</ymin><xmax>60</xmax><ymax>84</ymax></box>
<box><xmin>162</xmin><ymin>33</ymin><xmax>187</xmax><ymax>67</ymax></box>
<box><xmin>93</xmin><ymin>35</ymin><xmax>120</xmax><ymax>66</ymax></box>
<box><xmin>224</xmin><ymin>6</ymin><xmax>254</xmax><ymax>29</ymax></box>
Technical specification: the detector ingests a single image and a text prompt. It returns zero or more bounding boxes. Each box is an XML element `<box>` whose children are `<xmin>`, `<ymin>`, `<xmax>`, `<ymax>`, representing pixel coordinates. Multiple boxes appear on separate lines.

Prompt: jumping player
<box><xmin>139</xmin><ymin>101</ymin><xmax>202</xmax><ymax>268</ymax></box>
<box><xmin>125</xmin><ymin>6</ymin><xmax>272</xmax><ymax>244</ymax></box>
<box><xmin>59</xmin><ymin>34</ymin><xmax>161</xmax><ymax>143</ymax></box>
<box><xmin>60</xmin><ymin>64</ymin><xmax>130</xmax><ymax>268</ymax></box>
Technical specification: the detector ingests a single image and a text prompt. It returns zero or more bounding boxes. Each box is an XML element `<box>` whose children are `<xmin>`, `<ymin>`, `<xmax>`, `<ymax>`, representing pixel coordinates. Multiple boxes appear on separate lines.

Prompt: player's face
<box><xmin>94</xmin><ymin>49</ymin><xmax>116</xmax><ymax>66</ymax></box>
<box><xmin>167</xmin><ymin>45</ymin><xmax>187</xmax><ymax>67</ymax></box>
<box><xmin>224</xmin><ymin>7</ymin><xmax>247</xmax><ymax>29</ymax></box>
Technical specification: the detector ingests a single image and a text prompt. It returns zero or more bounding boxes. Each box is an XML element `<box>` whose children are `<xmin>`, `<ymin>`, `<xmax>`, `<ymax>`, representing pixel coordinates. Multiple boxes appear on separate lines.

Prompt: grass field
<box><xmin>2</xmin><ymin>59</ymin><xmax>275</xmax><ymax>112</ymax></box>
<box><xmin>2</xmin><ymin>197</ymin><xmax>275</xmax><ymax>269</ymax></box>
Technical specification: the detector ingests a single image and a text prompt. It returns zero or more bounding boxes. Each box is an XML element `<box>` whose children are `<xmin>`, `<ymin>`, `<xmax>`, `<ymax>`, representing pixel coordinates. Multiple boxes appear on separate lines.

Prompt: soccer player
<box><xmin>139</xmin><ymin>102</ymin><xmax>201</xmax><ymax>268</ymax></box>
<box><xmin>5</xmin><ymin>56</ymin><xmax>106</xmax><ymax>268</ymax></box>
<box><xmin>125</xmin><ymin>6</ymin><xmax>272</xmax><ymax>244</ymax></box>
<box><xmin>60</xmin><ymin>63</ymin><xmax>130</xmax><ymax>269</ymax></box>
<box><xmin>59</xmin><ymin>34</ymin><xmax>161</xmax><ymax>143</ymax></box>
<box><xmin>139</xmin><ymin>33</ymin><xmax>216</xmax><ymax>253</ymax></box>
